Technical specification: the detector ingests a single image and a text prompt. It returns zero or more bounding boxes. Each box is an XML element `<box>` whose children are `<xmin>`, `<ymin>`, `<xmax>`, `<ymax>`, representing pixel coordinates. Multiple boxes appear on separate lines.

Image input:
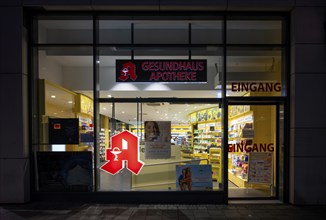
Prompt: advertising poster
<box><xmin>176</xmin><ymin>165</ymin><xmax>213</xmax><ymax>191</ymax></box>
<box><xmin>248</xmin><ymin>152</ymin><xmax>273</xmax><ymax>184</ymax></box>
<box><xmin>49</xmin><ymin>118</ymin><xmax>79</xmax><ymax>144</ymax></box>
<box><xmin>37</xmin><ymin>152</ymin><xmax>93</xmax><ymax>192</ymax></box>
<box><xmin>145</xmin><ymin>121</ymin><xmax>171</xmax><ymax>159</ymax></box>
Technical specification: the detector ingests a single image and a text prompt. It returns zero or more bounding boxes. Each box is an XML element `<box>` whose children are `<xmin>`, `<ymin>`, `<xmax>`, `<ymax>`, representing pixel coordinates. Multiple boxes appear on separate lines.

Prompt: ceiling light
<box><xmin>51</xmin><ymin>95</ymin><xmax>56</xmax><ymax>98</ymax></box>
<box><xmin>122</xmin><ymin>111</ymin><xmax>125</xmax><ymax>114</ymax></box>
<box><xmin>96</xmin><ymin>60</ymin><xmax>100</xmax><ymax>64</ymax></box>
<box><xmin>108</xmin><ymin>94</ymin><xmax>112</xmax><ymax>98</ymax></box>
<box><xmin>68</xmin><ymin>101</ymin><xmax>73</xmax><ymax>104</ymax></box>
<box><xmin>103</xmin><ymin>108</ymin><xmax>107</xmax><ymax>110</ymax></box>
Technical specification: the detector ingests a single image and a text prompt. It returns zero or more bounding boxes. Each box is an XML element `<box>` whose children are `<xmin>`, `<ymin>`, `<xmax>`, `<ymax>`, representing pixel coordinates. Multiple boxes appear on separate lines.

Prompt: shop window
<box><xmin>37</xmin><ymin>17</ymin><xmax>93</xmax><ymax>44</ymax></box>
<box><xmin>226</xmin><ymin>47</ymin><xmax>284</xmax><ymax>97</ymax></box>
<box><xmin>34</xmin><ymin>46</ymin><xmax>94</xmax><ymax>192</ymax></box>
<box><xmin>98</xmin><ymin>102</ymin><xmax>224</xmax><ymax>191</ymax></box>
<box><xmin>227</xmin><ymin>20</ymin><xmax>283</xmax><ymax>44</ymax></box>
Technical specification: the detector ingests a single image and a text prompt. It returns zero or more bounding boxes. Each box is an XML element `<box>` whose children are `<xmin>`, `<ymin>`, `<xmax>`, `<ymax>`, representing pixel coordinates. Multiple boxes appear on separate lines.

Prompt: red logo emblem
<box><xmin>100</xmin><ymin>130</ymin><xmax>144</xmax><ymax>175</ymax></box>
<box><xmin>118</xmin><ymin>62</ymin><xmax>137</xmax><ymax>81</ymax></box>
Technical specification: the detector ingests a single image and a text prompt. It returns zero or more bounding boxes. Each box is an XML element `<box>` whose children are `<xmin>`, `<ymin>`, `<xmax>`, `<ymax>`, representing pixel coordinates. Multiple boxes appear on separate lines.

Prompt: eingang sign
<box><xmin>116</xmin><ymin>60</ymin><xmax>207</xmax><ymax>83</ymax></box>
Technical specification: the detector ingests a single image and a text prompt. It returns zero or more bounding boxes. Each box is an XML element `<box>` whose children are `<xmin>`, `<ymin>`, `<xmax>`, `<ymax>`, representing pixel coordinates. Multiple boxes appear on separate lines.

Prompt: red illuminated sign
<box><xmin>100</xmin><ymin>130</ymin><xmax>144</xmax><ymax>175</ymax></box>
<box><xmin>116</xmin><ymin>60</ymin><xmax>207</xmax><ymax>83</ymax></box>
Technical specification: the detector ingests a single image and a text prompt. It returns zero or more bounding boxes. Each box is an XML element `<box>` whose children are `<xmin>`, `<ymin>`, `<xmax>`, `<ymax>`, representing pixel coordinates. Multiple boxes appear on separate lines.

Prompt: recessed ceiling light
<box><xmin>51</xmin><ymin>95</ymin><xmax>56</xmax><ymax>98</ymax></box>
<box><xmin>68</xmin><ymin>101</ymin><xmax>73</xmax><ymax>104</ymax></box>
<box><xmin>103</xmin><ymin>108</ymin><xmax>107</xmax><ymax>110</ymax></box>
<box><xmin>122</xmin><ymin>111</ymin><xmax>125</xmax><ymax>114</ymax></box>
<box><xmin>108</xmin><ymin>94</ymin><xmax>112</xmax><ymax>98</ymax></box>
<box><xmin>53</xmin><ymin>113</ymin><xmax>57</xmax><ymax>115</ymax></box>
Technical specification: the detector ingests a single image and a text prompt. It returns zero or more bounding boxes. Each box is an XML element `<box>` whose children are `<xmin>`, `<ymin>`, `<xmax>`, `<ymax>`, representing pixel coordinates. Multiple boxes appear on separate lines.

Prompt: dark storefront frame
<box><xmin>28</xmin><ymin>11</ymin><xmax>290</xmax><ymax>204</ymax></box>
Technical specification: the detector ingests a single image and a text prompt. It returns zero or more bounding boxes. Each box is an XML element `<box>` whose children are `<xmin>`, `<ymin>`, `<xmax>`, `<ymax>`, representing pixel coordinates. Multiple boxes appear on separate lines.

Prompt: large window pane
<box><xmin>34</xmin><ymin>46</ymin><xmax>94</xmax><ymax>192</ymax></box>
<box><xmin>227</xmin><ymin>47</ymin><xmax>284</xmax><ymax>97</ymax></box>
<box><xmin>98</xmin><ymin>102</ymin><xmax>224</xmax><ymax>191</ymax></box>
<box><xmin>227</xmin><ymin>20</ymin><xmax>283</xmax><ymax>44</ymax></box>
<box><xmin>191</xmin><ymin>21</ymin><xmax>223</xmax><ymax>44</ymax></box>
<box><xmin>37</xmin><ymin>17</ymin><xmax>93</xmax><ymax>44</ymax></box>
<box><xmin>134</xmin><ymin>21</ymin><xmax>188</xmax><ymax>44</ymax></box>
<box><xmin>99</xmin><ymin>46</ymin><xmax>223</xmax><ymax>98</ymax></box>
<box><xmin>99</xmin><ymin>20</ymin><xmax>132</xmax><ymax>44</ymax></box>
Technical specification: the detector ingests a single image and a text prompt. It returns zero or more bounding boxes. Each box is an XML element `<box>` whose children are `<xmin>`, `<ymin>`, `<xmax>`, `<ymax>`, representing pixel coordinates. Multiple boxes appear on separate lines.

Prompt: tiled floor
<box><xmin>1</xmin><ymin>202</ymin><xmax>326</xmax><ymax>220</ymax></box>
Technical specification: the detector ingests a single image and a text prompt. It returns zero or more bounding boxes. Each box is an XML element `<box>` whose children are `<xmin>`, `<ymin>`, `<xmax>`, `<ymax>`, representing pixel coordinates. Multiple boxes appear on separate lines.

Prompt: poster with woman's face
<box><xmin>144</xmin><ymin>121</ymin><xmax>171</xmax><ymax>159</ymax></box>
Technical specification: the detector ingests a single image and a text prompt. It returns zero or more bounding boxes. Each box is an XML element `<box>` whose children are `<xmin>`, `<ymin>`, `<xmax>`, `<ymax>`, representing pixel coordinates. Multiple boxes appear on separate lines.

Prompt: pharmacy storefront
<box><xmin>31</xmin><ymin>12</ymin><xmax>288</xmax><ymax>203</ymax></box>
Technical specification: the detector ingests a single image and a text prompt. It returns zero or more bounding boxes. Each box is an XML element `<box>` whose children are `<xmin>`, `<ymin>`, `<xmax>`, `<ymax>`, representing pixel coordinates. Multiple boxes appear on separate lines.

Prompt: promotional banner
<box><xmin>176</xmin><ymin>165</ymin><xmax>213</xmax><ymax>191</ymax></box>
<box><xmin>116</xmin><ymin>60</ymin><xmax>207</xmax><ymax>83</ymax></box>
<box><xmin>145</xmin><ymin>121</ymin><xmax>171</xmax><ymax>159</ymax></box>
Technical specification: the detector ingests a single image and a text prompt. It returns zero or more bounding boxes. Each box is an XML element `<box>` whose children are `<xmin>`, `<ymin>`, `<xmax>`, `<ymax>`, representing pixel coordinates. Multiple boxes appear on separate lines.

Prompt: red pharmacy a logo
<box><xmin>100</xmin><ymin>130</ymin><xmax>144</xmax><ymax>175</ymax></box>
<box><xmin>119</xmin><ymin>62</ymin><xmax>137</xmax><ymax>81</ymax></box>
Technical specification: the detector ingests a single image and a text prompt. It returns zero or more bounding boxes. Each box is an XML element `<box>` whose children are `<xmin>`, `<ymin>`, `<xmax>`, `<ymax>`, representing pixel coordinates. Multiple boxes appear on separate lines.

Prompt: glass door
<box><xmin>227</xmin><ymin>104</ymin><xmax>283</xmax><ymax>198</ymax></box>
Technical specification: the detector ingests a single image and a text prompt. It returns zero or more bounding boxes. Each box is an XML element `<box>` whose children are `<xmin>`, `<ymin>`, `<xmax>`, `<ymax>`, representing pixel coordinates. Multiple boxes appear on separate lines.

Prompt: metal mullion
<box><xmin>225</xmin><ymin>44</ymin><xmax>285</xmax><ymax>47</ymax></box>
<box><xmin>131</xmin><ymin>23</ymin><xmax>134</xmax><ymax>60</ymax></box>
<box><xmin>222</xmin><ymin>14</ymin><xmax>228</xmax><ymax>204</ymax></box>
<box><xmin>275</xmin><ymin>104</ymin><xmax>280</xmax><ymax>199</ymax></box>
<box><xmin>33</xmin><ymin>43</ymin><xmax>94</xmax><ymax>47</ymax></box>
<box><xmin>188</xmin><ymin>23</ymin><xmax>191</xmax><ymax>60</ymax></box>
<box><xmin>99</xmin><ymin>98</ymin><xmax>223</xmax><ymax>103</ymax></box>
<box><xmin>94</xmin><ymin>44</ymin><xmax>225</xmax><ymax>48</ymax></box>
<box><xmin>93</xmin><ymin>15</ymin><xmax>99</xmax><ymax>192</ymax></box>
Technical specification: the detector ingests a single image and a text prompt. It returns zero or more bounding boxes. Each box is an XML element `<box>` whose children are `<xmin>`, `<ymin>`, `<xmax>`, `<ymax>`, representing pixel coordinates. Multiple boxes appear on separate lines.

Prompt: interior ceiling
<box><xmin>46</xmin><ymin>89</ymin><xmax>222</xmax><ymax>126</ymax></box>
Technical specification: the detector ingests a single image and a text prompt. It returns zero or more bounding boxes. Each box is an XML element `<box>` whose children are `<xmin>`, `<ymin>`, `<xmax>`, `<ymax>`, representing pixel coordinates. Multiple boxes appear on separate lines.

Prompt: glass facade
<box><xmin>31</xmin><ymin>14</ymin><xmax>288</xmax><ymax>202</ymax></box>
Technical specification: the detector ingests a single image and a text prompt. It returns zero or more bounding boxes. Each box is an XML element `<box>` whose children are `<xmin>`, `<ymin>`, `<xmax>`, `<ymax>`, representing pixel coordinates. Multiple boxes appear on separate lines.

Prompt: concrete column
<box><xmin>290</xmin><ymin>6</ymin><xmax>326</xmax><ymax>204</ymax></box>
<box><xmin>0</xmin><ymin>6</ymin><xmax>29</xmax><ymax>203</ymax></box>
